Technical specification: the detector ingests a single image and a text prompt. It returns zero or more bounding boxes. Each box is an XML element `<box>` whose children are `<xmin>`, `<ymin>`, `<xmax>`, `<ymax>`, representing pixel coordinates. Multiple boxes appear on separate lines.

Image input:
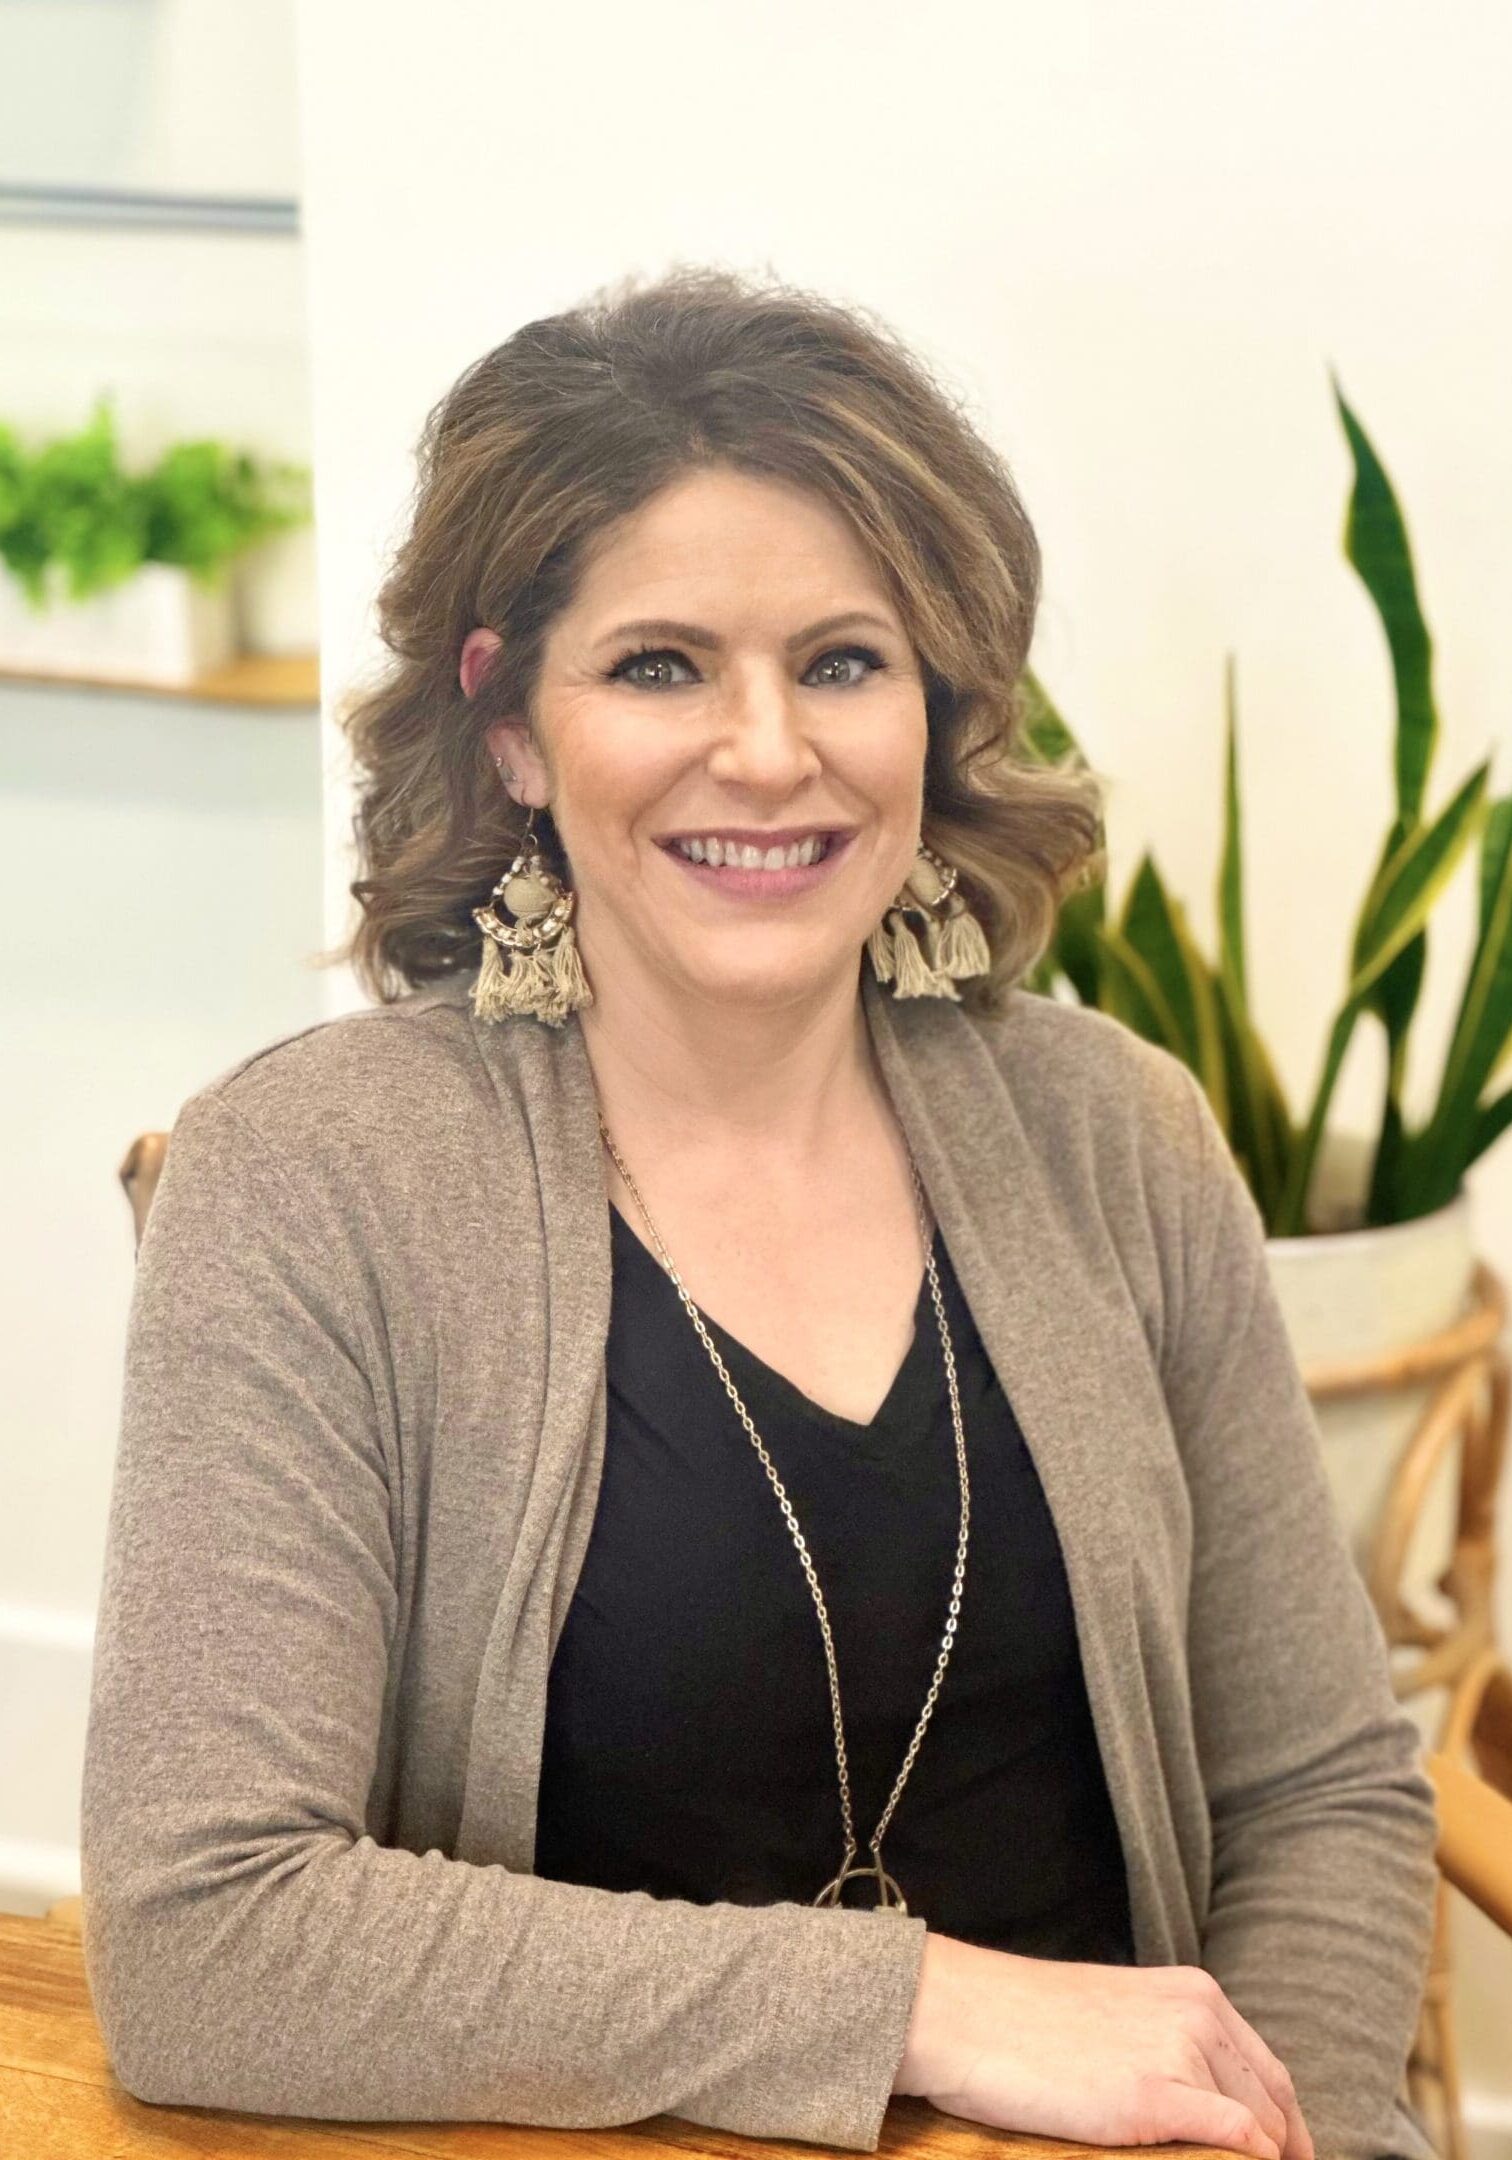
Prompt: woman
<box><xmin>80</xmin><ymin>266</ymin><xmax>1437</xmax><ymax>2160</ymax></box>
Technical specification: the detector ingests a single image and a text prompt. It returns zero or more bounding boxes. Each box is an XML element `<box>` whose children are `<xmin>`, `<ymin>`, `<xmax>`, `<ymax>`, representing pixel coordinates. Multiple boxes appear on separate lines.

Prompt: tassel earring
<box><xmin>471</xmin><ymin>791</ymin><xmax>593</xmax><ymax>1027</ymax></box>
<box><xmin>866</xmin><ymin>841</ymin><xmax>991</xmax><ymax>1002</ymax></box>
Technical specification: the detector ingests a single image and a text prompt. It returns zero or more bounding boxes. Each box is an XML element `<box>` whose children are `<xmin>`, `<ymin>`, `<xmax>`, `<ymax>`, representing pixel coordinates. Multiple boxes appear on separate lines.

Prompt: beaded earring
<box><xmin>471</xmin><ymin>777</ymin><xmax>593</xmax><ymax>1026</ymax></box>
<box><xmin>866</xmin><ymin>841</ymin><xmax>991</xmax><ymax>1000</ymax></box>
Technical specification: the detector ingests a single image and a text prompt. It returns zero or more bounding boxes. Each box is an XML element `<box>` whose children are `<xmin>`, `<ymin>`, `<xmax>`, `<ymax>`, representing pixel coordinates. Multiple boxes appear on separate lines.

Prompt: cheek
<box><xmin>830</xmin><ymin>686</ymin><xmax>928</xmax><ymax>783</ymax></box>
<box><xmin>548</xmin><ymin>722</ymin><xmax>684</xmax><ymax>857</ymax></box>
<box><xmin>837</xmin><ymin>732</ymin><xmax>927</xmax><ymax>821</ymax></box>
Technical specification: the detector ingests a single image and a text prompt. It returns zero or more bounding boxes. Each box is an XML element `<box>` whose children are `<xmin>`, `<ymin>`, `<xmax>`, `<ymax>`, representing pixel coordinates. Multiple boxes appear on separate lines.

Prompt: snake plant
<box><xmin>1027</xmin><ymin>377</ymin><xmax>1510</xmax><ymax>1237</ymax></box>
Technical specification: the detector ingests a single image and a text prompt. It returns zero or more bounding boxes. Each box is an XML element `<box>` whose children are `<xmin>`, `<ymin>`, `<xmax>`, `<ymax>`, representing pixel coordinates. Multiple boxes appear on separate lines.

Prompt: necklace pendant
<box><xmin>813</xmin><ymin>1855</ymin><xmax>910</xmax><ymax>1915</ymax></box>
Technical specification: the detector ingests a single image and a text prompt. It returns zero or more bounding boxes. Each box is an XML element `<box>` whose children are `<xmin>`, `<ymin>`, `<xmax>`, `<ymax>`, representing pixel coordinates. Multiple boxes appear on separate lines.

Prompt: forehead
<box><xmin>568</xmin><ymin>467</ymin><xmax>899</xmax><ymax>624</ymax></box>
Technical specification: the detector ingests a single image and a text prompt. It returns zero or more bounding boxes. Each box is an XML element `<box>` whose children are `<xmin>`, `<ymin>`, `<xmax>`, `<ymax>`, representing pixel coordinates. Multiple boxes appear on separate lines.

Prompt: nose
<box><xmin>704</xmin><ymin>667</ymin><xmax>824</xmax><ymax>796</ymax></box>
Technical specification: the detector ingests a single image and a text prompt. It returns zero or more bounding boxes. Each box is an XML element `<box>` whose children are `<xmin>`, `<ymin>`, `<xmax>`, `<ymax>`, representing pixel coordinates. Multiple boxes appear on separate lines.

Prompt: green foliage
<box><xmin>1031</xmin><ymin>382</ymin><xmax>1509</xmax><ymax>1234</ymax></box>
<box><xmin>0</xmin><ymin>393</ymin><xmax>311</xmax><ymax>607</ymax></box>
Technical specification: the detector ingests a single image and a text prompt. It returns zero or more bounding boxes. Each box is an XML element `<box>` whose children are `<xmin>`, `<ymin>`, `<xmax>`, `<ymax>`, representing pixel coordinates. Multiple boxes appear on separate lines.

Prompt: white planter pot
<box><xmin>0</xmin><ymin>560</ymin><xmax>237</xmax><ymax>686</ymax></box>
<box><xmin>1265</xmin><ymin>1128</ymin><xmax>1479</xmax><ymax>1741</ymax></box>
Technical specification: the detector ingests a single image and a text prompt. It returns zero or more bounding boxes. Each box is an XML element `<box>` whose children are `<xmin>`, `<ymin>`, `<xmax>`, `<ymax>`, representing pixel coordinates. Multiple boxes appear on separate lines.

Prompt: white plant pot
<box><xmin>1265</xmin><ymin>1128</ymin><xmax>1479</xmax><ymax>1744</ymax></box>
<box><xmin>0</xmin><ymin>560</ymin><xmax>237</xmax><ymax>686</ymax></box>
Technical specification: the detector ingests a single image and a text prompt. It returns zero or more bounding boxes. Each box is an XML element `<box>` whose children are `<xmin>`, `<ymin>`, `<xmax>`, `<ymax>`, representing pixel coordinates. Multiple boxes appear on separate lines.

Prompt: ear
<box><xmin>465</xmin><ymin>628</ymin><xmax>552</xmax><ymax>810</ymax></box>
<box><xmin>460</xmin><ymin>626</ymin><xmax>503</xmax><ymax>701</ymax></box>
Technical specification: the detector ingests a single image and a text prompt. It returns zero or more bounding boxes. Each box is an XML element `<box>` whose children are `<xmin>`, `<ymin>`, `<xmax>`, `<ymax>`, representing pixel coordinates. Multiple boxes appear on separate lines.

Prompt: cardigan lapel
<box><xmin>453</xmin><ymin>992</ymin><xmax>613</xmax><ymax>1869</ymax></box>
<box><xmin>861</xmin><ymin>972</ymin><xmax>1201</xmax><ymax>1963</ymax></box>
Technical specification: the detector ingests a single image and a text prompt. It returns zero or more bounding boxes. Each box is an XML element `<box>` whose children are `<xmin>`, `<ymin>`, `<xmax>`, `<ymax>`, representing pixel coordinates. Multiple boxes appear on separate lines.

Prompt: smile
<box><xmin>656</xmin><ymin>830</ymin><xmax>853</xmax><ymax>897</ymax></box>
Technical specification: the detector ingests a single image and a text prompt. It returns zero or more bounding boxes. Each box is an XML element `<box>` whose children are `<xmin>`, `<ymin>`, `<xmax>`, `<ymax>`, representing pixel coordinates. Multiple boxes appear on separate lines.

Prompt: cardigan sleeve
<box><xmin>80</xmin><ymin>1086</ymin><xmax>928</xmax><ymax>2151</ymax></box>
<box><xmin>1159</xmin><ymin>1062</ymin><xmax>1439</xmax><ymax>2160</ymax></box>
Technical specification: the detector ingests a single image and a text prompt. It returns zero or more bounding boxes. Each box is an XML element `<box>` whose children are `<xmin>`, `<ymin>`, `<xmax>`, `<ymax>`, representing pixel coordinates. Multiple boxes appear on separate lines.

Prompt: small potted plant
<box><xmin>0</xmin><ymin>393</ymin><xmax>311</xmax><ymax>686</ymax></box>
<box><xmin>1024</xmin><ymin>377</ymin><xmax>1509</xmax><ymax>1651</ymax></box>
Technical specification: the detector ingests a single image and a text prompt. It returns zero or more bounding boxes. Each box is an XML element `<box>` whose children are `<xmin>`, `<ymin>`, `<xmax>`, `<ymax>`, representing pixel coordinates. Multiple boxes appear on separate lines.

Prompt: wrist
<box><xmin>895</xmin><ymin>1931</ymin><xmax>1034</xmax><ymax>2097</ymax></box>
<box><xmin>895</xmin><ymin>1929</ymin><xmax>950</xmax><ymax>2095</ymax></box>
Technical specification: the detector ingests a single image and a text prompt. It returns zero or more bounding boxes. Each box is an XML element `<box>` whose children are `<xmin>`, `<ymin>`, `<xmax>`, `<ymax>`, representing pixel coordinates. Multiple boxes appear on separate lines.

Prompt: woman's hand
<box><xmin>893</xmin><ymin>1932</ymin><xmax>1316</xmax><ymax>2160</ymax></box>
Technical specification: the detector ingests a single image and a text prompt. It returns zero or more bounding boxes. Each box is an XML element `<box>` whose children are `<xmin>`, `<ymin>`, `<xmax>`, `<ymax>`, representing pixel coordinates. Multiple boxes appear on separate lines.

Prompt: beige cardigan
<box><xmin>80</xmin><ymin>963</ymin><xmax>1438</xmax><ymax>2159</ymax></box>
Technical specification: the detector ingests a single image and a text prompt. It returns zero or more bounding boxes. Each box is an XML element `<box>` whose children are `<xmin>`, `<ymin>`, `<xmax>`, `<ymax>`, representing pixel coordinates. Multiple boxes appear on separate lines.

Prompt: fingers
<box><xmin>1202</xmin><ymin>1988</ymin><xmax>1315</xmax><ymax>2160</ymax></box>
<box><xmin>1196</xmin><ymin>2024</ymin><xmax>1295</xmax><ymax>2160</ymax></box>
<box><xmin>1160</xmin><ymin>2082</ymin><xmax>1284</xmax><ymax>2160</ymax></box>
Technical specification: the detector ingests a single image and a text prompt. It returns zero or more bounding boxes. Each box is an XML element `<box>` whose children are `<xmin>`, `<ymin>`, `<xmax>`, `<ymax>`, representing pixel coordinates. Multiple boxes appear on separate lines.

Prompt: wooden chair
<box><xmin>99</xmin><ymin>1131</ymin><xmax>1512</xmax><ymax>2156</ymax></box>
<box><xmin>118</xmin><ymin>1130</ymin><xmax>170</xmax><ymax>1252</ymax></box>
<box><xmin>1303</xmin><ymin>1260</ymin><xmax>1511</xmax><ymax>2160</ymax></box>
<box><xmin>1404</xmin><ymin>1649</ymin><xmax>1512</xmax><ymax>2160</ymax></box>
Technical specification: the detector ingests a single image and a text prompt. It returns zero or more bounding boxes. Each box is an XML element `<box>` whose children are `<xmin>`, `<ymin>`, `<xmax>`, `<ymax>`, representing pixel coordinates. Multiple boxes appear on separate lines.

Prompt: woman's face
<box><xmin>473</xmin><ymin>465</ymin><xmax>929</xmax><ymax>1013</ymax></box>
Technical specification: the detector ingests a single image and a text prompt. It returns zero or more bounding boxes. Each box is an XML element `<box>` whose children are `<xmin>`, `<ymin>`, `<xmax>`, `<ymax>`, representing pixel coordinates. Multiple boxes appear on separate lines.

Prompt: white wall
<box><xmin>0</xmin><ymin>0</ymin><xmax>322</xmax><ymax>1906</ymax></box>
<box><xmin>292</xmin><ymin>0</ymin><xmax>1511</xmax><ymax>2149</ymax></box>
<box><xmin>0</xmin><ymin>684</ymin><xmax>325</xmax><ymax>1905</ymax></box>
<box><xmin>0</xmin><ymin>0</ymin><xmax>301</xmax><ymax>197</ymax></box>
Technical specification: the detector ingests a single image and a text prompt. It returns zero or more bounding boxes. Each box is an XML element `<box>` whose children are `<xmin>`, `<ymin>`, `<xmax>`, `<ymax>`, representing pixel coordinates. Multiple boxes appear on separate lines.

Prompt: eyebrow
<box><xmin>594</xmin><ymin>609</ymin><xmax>899</xmax><ymax>654</ymax></box>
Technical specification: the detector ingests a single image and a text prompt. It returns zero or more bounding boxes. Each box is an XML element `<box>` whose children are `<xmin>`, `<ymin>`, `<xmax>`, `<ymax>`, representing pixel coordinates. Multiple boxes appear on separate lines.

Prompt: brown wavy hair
<box><xmin>319</xmin><ymin>261</ymin><xmax>1107</xmax><ymax>1019</ymax></box>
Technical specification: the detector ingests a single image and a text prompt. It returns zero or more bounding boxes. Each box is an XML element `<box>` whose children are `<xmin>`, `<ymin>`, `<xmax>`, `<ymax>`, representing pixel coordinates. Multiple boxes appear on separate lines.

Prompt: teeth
<box><xmin>671</xmin><ymin>833</ymin><xmax>831</xmax><ymax>868</ymax></box>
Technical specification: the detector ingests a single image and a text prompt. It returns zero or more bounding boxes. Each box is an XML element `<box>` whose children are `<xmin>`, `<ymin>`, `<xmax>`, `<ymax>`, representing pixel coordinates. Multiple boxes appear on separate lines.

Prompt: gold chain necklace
<box><xmin>597</xmin><ymin>1114</ymin><xmax>971</xmax><ymax>1919</ymax></box>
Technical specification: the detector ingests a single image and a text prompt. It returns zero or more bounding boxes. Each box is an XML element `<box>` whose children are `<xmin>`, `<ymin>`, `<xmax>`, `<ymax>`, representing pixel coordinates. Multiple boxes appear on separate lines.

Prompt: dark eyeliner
<box><xmin>602</xmin><ymin>642</ymin><xmax>888</xmax><ymax>684</ymax></box>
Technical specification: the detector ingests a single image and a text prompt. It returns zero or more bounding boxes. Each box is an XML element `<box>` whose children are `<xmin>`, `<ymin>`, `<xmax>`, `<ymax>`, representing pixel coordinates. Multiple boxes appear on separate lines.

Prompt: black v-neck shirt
<box><xmin>533</xmin><ymin>1200</ymin><xmax>1135</xmax><ymax>1960</ymax></box>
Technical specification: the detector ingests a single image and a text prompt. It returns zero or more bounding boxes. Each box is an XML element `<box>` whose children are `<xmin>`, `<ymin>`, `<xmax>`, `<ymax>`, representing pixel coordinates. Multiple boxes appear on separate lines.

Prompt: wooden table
<box><xmin>0</xmin><ymin>1903</ymin><xmax>1234</xmax><ymax>2160</ymax></box>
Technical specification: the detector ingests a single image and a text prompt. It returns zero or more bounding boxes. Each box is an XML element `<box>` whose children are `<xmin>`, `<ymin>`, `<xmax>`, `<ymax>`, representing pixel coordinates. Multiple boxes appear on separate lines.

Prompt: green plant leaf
<box><xmin>1217</xmin><ymin>653</ymin><xmax>1247</xmax><ymax>1010</ymax></box>
<box><xmin>0</xmin><ymin>423</ymin><xmax>26</xmax><ymax>535</ymax></box>
<box><xmin>1</xmin><ymin>393</ymin><xmax>148</xmax><ymax>604</ymax></box>
<box><xmin>1442</xmin><ymin>788</ymin><xmax>1512</xmax><ymax>1111</ymax></box>
<box><xmin>142</xmin><ymin>439</ymin><xmax>309</xmax><ymax>576</ymax></box>
<box><xmin>1489</xmin><ymin>797</ymin><xmax>1512</xmax><ymax>1091</ymax></box>
<box><xmin>1019</xmin><ymin>664</ymin><xmax>1112</xmax><ymax>1002</ymax></box>
<box><xmin>1091</xmin><ymin>921</ymin><xmax>1181</xmax><ymax>1044</ymax></box>
<box><xmin>1275</xmin><ymin>999</ymin><xmax>1363</xmax><ymax>1236</ymax></box>
<box><xmin>1466</xmin><ymin>1084</ymin><xmax>1512</xmax><ymax>1172</ymax></box>
<box><xmin>1212</xmin><ymin>961</ymin><xmax>1293</xmax><ymax>1222</ymax></box>
<box><xmin>1279</xmin><ymin>767</ymin><xmax>1487</xmax><ymax>1233</ymax></box>
<box><xmin>1173</xmin><ymin>904</ymin><xmax>1227</xmax><ymax>1118</ymax></box>
<box><xmin>1478</xmin><ymin>795</ymin><xmax>1512</xmax><ymax>945</ymax></box>
<box><xmin>1333</xmin><ymin>371</ymin><xmax>1438</xmax><ymax>825</ymax></box>
<box><xmin>1121</xmin><ymin>856</ymin><xmax>1196</xmax><ymax>1049</ymax></box>
<box><xmin>1018</xmin><ymin>666</ymin><xmax>1082</xmax><ymax>766</ymax></box>
<box><xmin>1116</xmin><ymin>858</ymin><xmax>1226</xmax><ymax>1110</ymax></box>
<box><xmin>1408</xmin><ymin>789</ymin><xmax>1512</xmax><ymax>1202</ymax></box>
<box><xmin>1346</xmin><ymin>762</ymin><xmax>1489</xmax><ymax>1001</ymax></box>
<box><xmin>1354</xmin><ymin>809</ymin><xmax>1424</xmax><ymax>1221</ymax></box>
<box><xmin>1335</xmin><ymin>369</ymin><xmax>1442</xmax><ymax>1219</ymax></box>
<box><xmin>1361</xmin><ymin>919</ymin><xmax>1427</xmax><ymax>1223</ymax></box>
<box><xmin>1049</xmin><ymin>878</ymin><xmax>1106</xmax><ymax>1005</ymax></box>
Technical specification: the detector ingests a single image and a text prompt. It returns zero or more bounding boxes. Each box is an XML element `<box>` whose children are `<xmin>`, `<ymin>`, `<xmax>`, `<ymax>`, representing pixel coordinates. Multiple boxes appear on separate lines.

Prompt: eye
<box><xmin>604</xmin><ymin>646</ymin><xmax>698</xmax><ymax>689</ymax></box>
<box><xmin>602</xmin><ymin>643</ymin><xmax>889</xmax><ymax>689</ymax></box>
<box><xmin>809</xmin><ymin>644</ymin><xmax>888</xmax><ymax>688</ymax></box>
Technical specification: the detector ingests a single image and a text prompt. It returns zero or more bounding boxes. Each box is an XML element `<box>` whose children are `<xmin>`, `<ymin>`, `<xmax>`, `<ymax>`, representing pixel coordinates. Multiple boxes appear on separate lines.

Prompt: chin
<box><xmin>674</xmin><ymin>945</ymin><xmax>860</xmax><ymax>1006</ymax></box>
